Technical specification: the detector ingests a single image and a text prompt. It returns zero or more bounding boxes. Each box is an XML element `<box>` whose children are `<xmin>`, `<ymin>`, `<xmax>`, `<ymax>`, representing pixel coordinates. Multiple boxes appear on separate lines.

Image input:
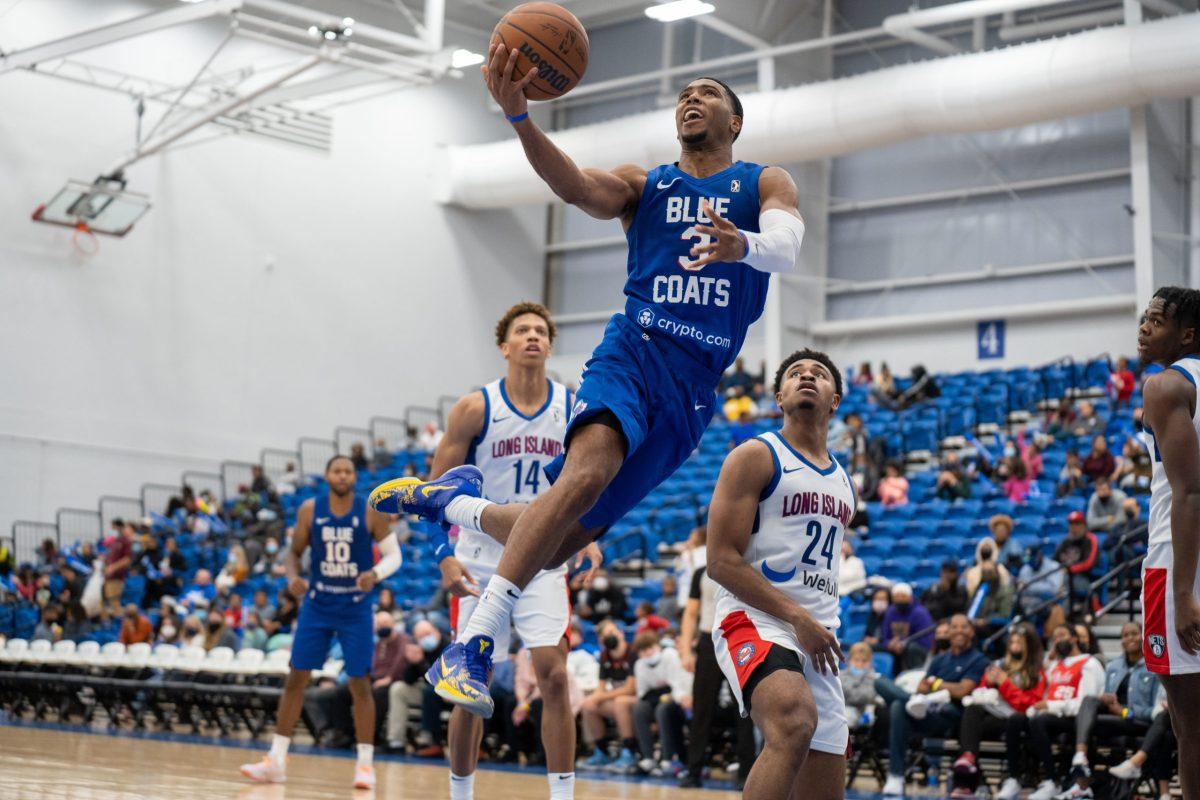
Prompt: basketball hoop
<box><xmin>71</xmin><ymin>220</ymin><xmax>99</xmax><ymax>257</ymax></box>
<box><xmin>32</xmin><ymin>176</ymin><xmax>151</xmax><ymax>238</ymax></box>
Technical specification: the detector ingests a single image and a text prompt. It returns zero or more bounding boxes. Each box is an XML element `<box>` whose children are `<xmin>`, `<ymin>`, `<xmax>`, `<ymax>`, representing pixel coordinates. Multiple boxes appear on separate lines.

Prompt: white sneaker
<box><xmin>240</xmin><ymin>755</ymin><xmax>287</xmax><ymax>784</ymax></box>
<box><xmin>353</xmin><ymin>763</ymin><xmax>375</xmax><ymax>789</ymax></box>
<box><xmin>1109</xmin><ymin>760</ymin><xmax>1142</xmax><ymax>781</ymax></box>
<box><xmin>637</xmin><ymin>758</ymin><xmax>656</xmax><ymax>774</ymax></box>
<box><xmin>1029</xmin><ymin>779</ymin><xmax>1060</xmax><ymax>800</ymax></box>
<box><xmin>883</xmin><ymin>773</ymin><xmax>906</xmax><ymax>796</ymax></box>
<box><xmin>997</xmin><ymin>777</ymin><xmax>1022</xmax><ymax>800</ymax></box>
<box><xmin>905</xmin><ymin>694</ymin><xmax>929</xmax><ymax>719</ymax></box>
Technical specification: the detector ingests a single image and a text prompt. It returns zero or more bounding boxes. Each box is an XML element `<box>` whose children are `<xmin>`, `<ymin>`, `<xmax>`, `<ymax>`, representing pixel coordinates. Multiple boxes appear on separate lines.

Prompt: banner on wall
<box><xmin>977</xmin><ymin>320</ymin><xmax>1005</xmax><ymax>360</ymax></box>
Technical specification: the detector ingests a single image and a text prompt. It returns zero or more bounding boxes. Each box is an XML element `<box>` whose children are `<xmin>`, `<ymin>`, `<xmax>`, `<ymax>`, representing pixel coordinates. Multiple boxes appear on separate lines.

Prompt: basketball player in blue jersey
<box><xmin>240</xmin><ymin>455</ymin><xmax>401</xmax><ymax>789</ymax></box>
<box><xmin>370</xmin><ymin>44</ymin><xmax>806</xmax><ymax>717</ymax></box>
<box><xmin>424</xmin><ymin>301</ymin><xmax>601</xmax><ymax>800</ymax></box>
<box><xmin>705</xmin><ymin>350</ymin><xmax>849</xmax><ymax>800</ymax></box>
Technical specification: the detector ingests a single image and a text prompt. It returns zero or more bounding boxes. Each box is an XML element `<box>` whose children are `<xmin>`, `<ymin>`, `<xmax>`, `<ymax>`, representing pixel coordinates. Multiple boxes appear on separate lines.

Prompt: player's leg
<box><xmin>1161</xmin><ymin>673</ymin><xmax>1200</xmax><ymax>798</ymax></box>
<box><xmin>531</xmin><ymin>643</ymin><xmax>577</xmax><ymax>799</ymax></box>
<box><xmin>239</xmin><ymin>668</ymin><xmax>311</xmax><ymax>782</ymax></box>
<box><xmin>340</xmin><ymin>604</ymin><xmax>379</xmax><ymax>788</ymax></box>
<box><xmin>789</xmin><ymin>750</ymin><xmax>845</xmax><ymax>800</ymax></box>
<box><xmin>744</xmin><ymin>669</ymin><xmax>817</xmax><ymax>800</ymax></box>
<box><xmin>611</xmin><ymin>692</ymin><xmax>642</xmax><ymax>772</ymax></box>
<box><xmin>447</xmin><ymin>707</ymin><xmax>484</xmax><ymax>799</ymax></box>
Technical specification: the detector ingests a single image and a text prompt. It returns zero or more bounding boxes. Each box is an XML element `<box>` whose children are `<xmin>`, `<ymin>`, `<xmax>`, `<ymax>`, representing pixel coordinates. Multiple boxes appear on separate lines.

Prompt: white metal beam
<box><xmin>242</xmin><ymin>0</ymin><xmax>439</xmax><ymax>53</ymax></box>
<box><xmin>0</xmin><ymin>0</ymin><xmax>242</xmax><ymax>75</ymax></box>
<box><xmin>825</xmin><ymin>254</ymin><xmax>1132</xmax><ymax>296</ymax></box>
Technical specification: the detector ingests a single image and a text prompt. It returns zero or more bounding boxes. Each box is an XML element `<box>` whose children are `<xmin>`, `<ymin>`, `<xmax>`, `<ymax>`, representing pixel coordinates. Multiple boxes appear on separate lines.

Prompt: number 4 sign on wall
<box><xmin>977</xmin><ymin>320</ymin><xmax>1005</xmax><ymax>360</ymax></box>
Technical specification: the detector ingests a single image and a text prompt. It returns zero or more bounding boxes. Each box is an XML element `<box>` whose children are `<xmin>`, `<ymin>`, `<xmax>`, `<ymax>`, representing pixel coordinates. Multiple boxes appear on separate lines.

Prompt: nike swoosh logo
<box><xmin>656</xmin><ymin>177</ymin><xmax>681</xmax><ymax>190</ymax></box>
<box><xmin>694</xmin><ymin>404</ymin><xmax>707</xmax><ymax>411</ymax></box>
<box><xmin>506</xmin><ymin>589</ymin><xmax>520</xmax><ymax>599</ymax></box>
<box><xmin>421</xmin><ymin>485</ymin><xmax>453</xmax><ymax>498</ymax></box>
<box><xmin>783</xmin><ymin>466</ymin><xmax>804</xmax><ymax>474</ymax></box>
<box><xmin>492</xmin><ymin>414</ymin><xmax>511</xmax><ymax>423</ymax></box>
<box><xmin>315</xmin><ymin>517</ymin><xmax>330</xmax><ymax>524</ymax></box>
<box><xmin>761</xmin><ymin>560</ymin><xmax>797</xmax><ymax>583</ymax></box>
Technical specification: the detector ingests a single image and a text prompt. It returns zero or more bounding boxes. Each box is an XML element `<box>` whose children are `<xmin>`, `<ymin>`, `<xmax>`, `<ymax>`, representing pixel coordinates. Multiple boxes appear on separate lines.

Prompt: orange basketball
<box><xmin>491</xmin><ymin>2</ymin><xmax>589</xmax><ymax>101</ymax></box>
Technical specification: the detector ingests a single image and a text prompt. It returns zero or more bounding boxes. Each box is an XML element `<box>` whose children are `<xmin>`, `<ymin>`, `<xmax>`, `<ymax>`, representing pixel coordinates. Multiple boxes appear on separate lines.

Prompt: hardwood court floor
<box><xmin>0</xmin><ymin>725</ymin><xmax>737</xmax><ymax>800</ymax></box>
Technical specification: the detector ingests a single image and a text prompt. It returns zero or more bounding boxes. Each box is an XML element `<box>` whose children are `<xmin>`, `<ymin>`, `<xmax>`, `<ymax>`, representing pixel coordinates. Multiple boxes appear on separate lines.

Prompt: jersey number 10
<box><xmin>324</xmin><ymin>541</ymin><xmax>351</xmax><ymax>564</ymax></box>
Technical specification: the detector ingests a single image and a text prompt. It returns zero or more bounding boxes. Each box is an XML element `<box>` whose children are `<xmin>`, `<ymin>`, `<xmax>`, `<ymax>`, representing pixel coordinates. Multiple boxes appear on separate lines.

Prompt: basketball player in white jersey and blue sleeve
<box><xmin>706</xmin><ymin>349</ymin><xmax>852</xmax><ymax>800</ymax></box>
<box><xmin>421</xmin><ymin>302</ymin><xmax>601</xmax><ymax>800</ymax></box>
<box><xmin>1135</xmin><ymin>286</ymin><xmax>1200</xmax><ymax>798</ymax></box>
<box><xmin>369</xmin><ymin>42</ymin><xmax>807</xmax><ymax>719</ymax></box>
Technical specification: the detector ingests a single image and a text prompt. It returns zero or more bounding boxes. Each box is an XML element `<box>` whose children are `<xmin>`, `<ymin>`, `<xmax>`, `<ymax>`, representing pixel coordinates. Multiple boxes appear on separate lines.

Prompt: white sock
<box><xmin>357</xmin><ymin>743</ymin><xmax>374</xmax><ymax>767</ymax></box>
<box><xmin>461</xmin><ymin>575</ymin><xmax>520</xmax><ymax>641</ymax></box>
<box><xmin>1072</xmin><ymin>751</ymin><xmax>1088</xmax><ymax>766</ymax></box>
<box><xmin>548</xmin><ymin>772</ymin><xmax>575</xmax><ymax>800</ymax></box>
<box><xmin>269</xmin><ymin>734</ymin><xmax>290</xmax><ymax>763</ymax></box>
<box><xmin>445</xmin><ymin>496</ymin><xmax>493</xmax><ymax>531</ymax></box>
<box><xmin>450</xmin><ymin>771</ymin><xmax>475</xmax><ymax>800</ymax></box>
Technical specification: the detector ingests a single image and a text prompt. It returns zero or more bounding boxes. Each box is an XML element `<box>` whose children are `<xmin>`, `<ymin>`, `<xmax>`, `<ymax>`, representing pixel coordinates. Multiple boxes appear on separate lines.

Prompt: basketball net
<box><xmin>71</xmin><ymin>220</ymin><xmax>99</xmax><ymax>258</ymax></box>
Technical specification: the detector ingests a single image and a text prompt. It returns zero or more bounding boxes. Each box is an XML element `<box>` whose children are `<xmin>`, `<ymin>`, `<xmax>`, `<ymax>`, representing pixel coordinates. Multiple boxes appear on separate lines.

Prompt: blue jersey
<box><xmin>623</xmin><ymin>160</ymin><xmax>770</xmax><ymax>380</ymax></box>
<box><xmin>308</xmin><ymin>493</ymin><xmax>374</xmax><ymax>595</ymax></box>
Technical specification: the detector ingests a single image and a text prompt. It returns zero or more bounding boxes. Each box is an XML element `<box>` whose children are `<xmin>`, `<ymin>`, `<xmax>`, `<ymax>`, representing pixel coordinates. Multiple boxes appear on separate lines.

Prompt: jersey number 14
<box><xmin>512</xmin><ymin>460</ymin><xmax>542</xmax><ymax>495</ymax></box>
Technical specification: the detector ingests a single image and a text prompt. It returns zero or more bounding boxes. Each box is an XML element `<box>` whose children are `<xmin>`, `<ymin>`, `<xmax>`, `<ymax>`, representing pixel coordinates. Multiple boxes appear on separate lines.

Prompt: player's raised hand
<box><xmin>1176</xmin><ymin>593</ymin><xmax>1200</xmax><ymax>655</ymax></box>
<box><xmin>574</xmin><ymin>541</ymin><xmax>604</xmax><ymax>587</ymax></box>
<box><xmin>791</xmin><ymin>608</ymin><xmax>843</xmax><ymax>675</ymax></box>
<box><xmin>480</xmin><ymin>42</ymin><xmax>538</xmax><ymax>119</ymax></box>
<box><xmin>288</xmin><ymin>576</ymin><xmax>309</xmax><ymax>599</ymax></box>
<box><xmin>439</xmin><ymin>556</ymin><xmax>481</xmax><ymax>598</ymax></box>
<box><xmin>689</xmin><ymin>199</ymin><xmax>748</xmax><ymax>269</ymax></box>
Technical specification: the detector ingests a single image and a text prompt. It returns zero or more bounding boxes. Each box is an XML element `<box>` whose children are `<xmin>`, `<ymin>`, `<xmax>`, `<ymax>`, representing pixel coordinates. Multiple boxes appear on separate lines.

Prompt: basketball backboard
<box><xmin>32</xmin><ymin>178</ymin><xmax>151</xmax><ymax>237</ymax></box>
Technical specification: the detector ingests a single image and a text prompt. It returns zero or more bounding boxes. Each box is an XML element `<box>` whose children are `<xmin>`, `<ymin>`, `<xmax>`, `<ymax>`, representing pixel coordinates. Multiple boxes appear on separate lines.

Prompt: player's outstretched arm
<box><xmin>706</xmin><ymin>440</ymin><xmax>843</xmax><ymax>674</ymax></box>
<box><xmin>1145</xmin><ymin>370</ymin><xmax>1200</xmax><ymax>654</ymax></box>
<box><xmin>688</xmin><ymin>167</ymin><xmax>805</xmax><ymax>273</ymax></box>
<box><xmin>287</xmin><ymin>500</ymin><xmax>313</xmax><ymax>598</ymax></box>
<box><xmin>481</xmin><ymin>43</ymin><xmax>644</xmax><ymax>222</ymax></box>
<box><xmin>426</xmin><ymin>393</ymin><xmax>485</xmax><ymax>597</ymax></box>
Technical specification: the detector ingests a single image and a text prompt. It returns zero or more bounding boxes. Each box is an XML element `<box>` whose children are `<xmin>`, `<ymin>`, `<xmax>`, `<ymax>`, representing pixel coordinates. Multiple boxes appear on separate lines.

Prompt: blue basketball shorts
<box><xmin>289</xmin><ymin>590</ymin><xmax>374</xmax><ymax>677</ymax></box>
<box><xmin>544</xmin><ymin>313</ymin><xmax>717</xmax><ymax>530</ymax></box>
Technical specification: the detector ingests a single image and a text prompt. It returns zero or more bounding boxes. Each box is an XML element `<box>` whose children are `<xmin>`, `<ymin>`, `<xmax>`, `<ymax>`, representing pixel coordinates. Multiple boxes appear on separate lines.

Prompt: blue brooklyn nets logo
<box><xmin>637</xmin><ymin>308</ymin><xmax>655</xmax><ymax>328</ymax></box>
<box><xmin>736</xmin><ymin>642</ymin><xmax>756</xmax><ymax>666</ymax></box>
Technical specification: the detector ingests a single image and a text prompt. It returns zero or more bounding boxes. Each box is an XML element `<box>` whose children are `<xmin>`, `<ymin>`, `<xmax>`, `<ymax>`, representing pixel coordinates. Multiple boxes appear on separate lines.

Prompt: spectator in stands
<box><xmin>897</xmin><ymin>364</ymin><xmax>941</xmax><ymax>409</ymax></box>
<box><xmin>985</xmin><ymin>515</ymin><xmax>1023</xmax><ymax>572</ymax></box>
<box><xmin>248</xmin><ymin>464</ymin><xmax>272</xmax><ymax>495</ymax></box>
<box><xmin>1017</xmin><ymin>547</ymin><xmax>1067</xmax><ymax>631</ymax></box>
<box><xmin>656</xmin><ymin>576</ymin><xmax>681</xmax><ymax>624</ymax></box>
<box><xmin>1086</xmin><ymin>478</ymin><xmax>1128</xmax><ymax>533</ymax></box>
<box><xmin>840</xmin><ymin>539</ymin><xmax>868</xmax><ymax>597</ymax></box>
<box><xmin>720</xmin><ymin>357</ymin><xmax>755</xmax><ymax>394</ymax></box>
<box><xmin>728</xmin><ymin>408</ymin><xmax>757</xmax><ymax>449</ymax></box>
<box><xmin>36</xmin><ymin>538</ymin><xmax>57</xmax><ymax>568</ymax></box>
<box><xmin>407</xmin><ymin>620</ymin><xmax>451</xmax><ymax>756</ymax></box>
<box><xmin>1003</xmin><ymin>459</ymin><xmax>1033</xmax><ymax>505</ymax></box>
<box><xmin>417</xmin><ymin>422</ymin><xmax>443</xmax><ymax>453</ymax></box>
<box><xmin>11</xmin><ymin>563</ymin><xmax>37</xmax><ymax>602</ymax></box>
<box><xmin>180</xmin><ymin>615</ymin><xmax>205</xmax><ymax>648</ymax></box>
<box><xmin>634</xmin><ymin>601</ymin><xmax>670</xmax><ymax>635</ymax></box>
<box><xmin>863</xmin><ymin>586</ymin><xmax>892</xmax><ymax>646</ymax></box>
<box><xmin>1105</xmin><ymin>499</ymin><xmax>1146</xmax><ymax>590</ymax></box>
<box><xmin>842</xmin><ymin>642</ymin><xmax>880</xmax><ymax>728</ymax></box>
<box><xmin>878</xmin><ymin>614</ymin><xmax>990</xmax><ymax>796</ymax></box>
<box><xmin>753</xmin><ymin>380</ymin><xmax>781</xmax><ymax>419</ymax></box>
<box><xmin>973</xmin><ymin>563</ymin><xmax>1014</xmax><ymax>632</ymax></box>
<box><xmin>1072</xmin><ymin>401</ymin><xmax>1106</xmax><ymax>438</ymax></box>
<box><xmin>954</xmin><ymin>623</ymin><xmax>1046</xmax><ymax>798</ymax></box>
<box><xmin>722</xmin><ymin>385</ymin><xmax>754</xmax><ymax>423</ymax></box>
<box><xmin>118</xmin><ymin>603</ymin><xmax>153</xmax><ymax>645</ymax></box>
<box><xmin>1046</xmin><ymin>399</ymin><xmax>1078</xmax><ymax>440</ymax></box>
<box><xmin>102</xmin><ymin>523</ymin><xmax>135</xmax><ymax>614</ymax></box>
<box><xmin>273</xmin><ymin>591</ymin><xmax>298</xmax><ymax>636</ymax></box>
<box><xmin>275</xmin><ymin>462</ymin><xmax>300</xmax><ymax>495</ymax></box>
<box><xmin>222</xmin><ymin>592</ymin><xmax>244</xmax><ymax>630</ymax></box>
<box><xmin>386</xmin><ymin>620</ymin><xmax>433</xmax><ymax>751</ymax></box>
<box><xmin>1117</xmin><ymin>438</ymin><xmax>1152</xmax><ymax>494</ymax></box>
<box><xmin>376</xmin><ymin>586</ymin><xmax>402</xmax><ymax>624</ymax></box>
<box><xmin>241</xmin><ymin>610</ymin><xmax>268</xmax><ymax>651</ymax></box>
<box><xmin>1074</xmin><ymin>622</ymin><xmax>1101</xmax><ymax>659</ymax></box>
<box><xmin>841</xmin><ymin>412</ymin><xmax>875</xmax><ymax>480</ymax></box>
<box><xmin>1081</xmin><ymin>434</ymin><xmax>1116</xmax><ymax>485</ymax></box>
<box><xmin>922</xmin><ymin>560</ymin><xmax>968</xmax><ymax>621</ymax></box>
<box><xmin>1071</xmin><ymin>622</ymin><xmax>1158</xmax><ymax>783</ymax></box>
<box><xmin>216</xmin><ymin>544</ymin><xmax>250</xmax><ymax>592</ymax></box>
<box><xmin>145</xmin><ymin>535</ymin><xmax>184</xmax><ymax>605</ymax></box>
<box><xmin>250</xmin><ymin>588</ymin><xmax>276</xmax><ymax>627</ymax></box>
<box><xmin>566</xmin><ymin>622</ymin><xmax>601</xmax><ymax>700</ymax></box>
<box><xmin>1057</xmin><ymin>450</ymin><xmax>1087</xmax><ymax>497</ymax></box>
<box><xmin>877</xmin><ymin>462</ymin><xmax>909</xmax><ymax>508</ymax></box>
<box><xmin>1108</xmin><ymin>691</ymin><xmax>1173</xmax><ymax>794</ymax></box>
<box><xmin>853</xmin><ymin>362</ymin><xmax>873</xmax><ymax>387</ymax></box>
<box><xmin>1023</xmin><ymin>624</ymin><xmax>1106</xmax><ymax>800</ymax></box>
<box><xmin>672</xmin><ymin>526</ymin><xmax>707</xmax><ymax>612</ymax></box>
<box><xmin>348</xmin><ymin>442</ymin><xmax>369</xmax><ymax>471</ymax></box>
<box><xmin>202</xmin><ymin>608</ymin><xmax>238</xmax><ymax>652</ymax></box>
<box><xmin>1054</xmin><ymin>512</ymin><xmax>1099</xmax><ymax>613</ymax></box>
<box><xmin>879</xmin><ymin>583</ymin><xmax>935</xmax><ymax>672</ymax></box>
<box><xmin>629</xmin><ymin>632</ymin><xmax>692</xmax><ymax>774</ymax></box>
<box><xmin>871</xmin><ymin>361</ymin><xmax>899</xmax><ymax>406</ymax></box>
<box><xmin>181</xmin><ymin>569</ymin><xmax>217</xmax><ymax>610</ymax></box>
<box><xmin>575</xmin><ymin>569</ymin><xmax>627</xmax><ymax>622</ymax></box>
<box><xmin>372</xmin><ymin>438</ymin><xmax>393</xmax><ymax>471</ymax></box>
<box><xmin>32</xmin><ymin>604</ymin><xmax>63</xmax><ymax>642</ymax></box>
<box><xmin>966</xmin><ymin>536</ymin><xmax>1013</xmax><ymax>599</ymax></box>
<box><xmin>935</xmin><ymin>452</ymin><xmax>972</xmax><ymax>501</ymax></box>
<box><xmin>579</xmin><ymin>619</ymin><xmax>637</xmax><ymax>770</ymax></box>
<box><xmin>1111</xmin><ymin>356</ymin><xmax>1137</xmax><ymax>406</ymax></box>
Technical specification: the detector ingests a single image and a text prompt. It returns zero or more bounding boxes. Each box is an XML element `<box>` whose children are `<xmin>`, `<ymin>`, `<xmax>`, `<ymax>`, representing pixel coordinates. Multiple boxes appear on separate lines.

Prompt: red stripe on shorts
<box><xmin>1143</xmin><ymin>567</ymin><xmax>1171</xmax><ymax>674</ymax></box>
<box><xmin>449</xmin><ymin>595</ymin><xmax>460</xmax><ymax>639</ymax></box>
<box><xmin>719</xmin><ymin>610</ymin><xmax>774</xmax><ymax>689</ymax></box>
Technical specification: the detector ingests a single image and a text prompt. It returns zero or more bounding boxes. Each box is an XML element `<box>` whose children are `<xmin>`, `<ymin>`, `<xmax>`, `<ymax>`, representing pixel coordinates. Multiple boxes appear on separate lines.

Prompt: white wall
<box><xmin>0</xmin><ymin>17</ymin><xmax>545</xmax><ymax>534</ymax></box>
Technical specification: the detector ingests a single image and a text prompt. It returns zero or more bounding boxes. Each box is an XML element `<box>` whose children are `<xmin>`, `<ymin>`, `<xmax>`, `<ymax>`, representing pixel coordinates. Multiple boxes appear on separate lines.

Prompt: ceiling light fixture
<box><xmin>451</xmin><ymin>49</ymin><xmax>485</xmax><ymax>69</ymax></box>
<box><xmin>645</xmin><ymin>0</ymin><xmax>715</xmax><ymax>23</ymax></box>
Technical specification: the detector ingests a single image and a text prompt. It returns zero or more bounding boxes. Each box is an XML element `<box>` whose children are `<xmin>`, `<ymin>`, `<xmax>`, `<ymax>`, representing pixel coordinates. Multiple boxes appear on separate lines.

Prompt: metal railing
<box><xmin>55</xmin><ymin>508</ymin><xmax>101</xmax><ymax>548</ymax></box>
<box><xmin>404</xmin><ymin>405</ymin><xmax>441</xmax><ymax>436</ymax></box>
<box><xmin>140</xmin><ymin>483</ymin><xmax>180</xmax><ymax>518</ymax></box>
<box><xmin>181</xmin><ymin>471</ymin><xmax>223</xmax><ymax>506</ymax></box>
<box><xmin>604</xmin><ymin>527</ymin><xmax>649</xmax><ymax>578</ymax></box>
<box><xmin>438</xmin><ymin>395</ymin><xmax>459</xmax><ymax>429</ymax></box>
<box><xmin>334</xmin><ymin>426</ymin><xmax>372</xmax><ymax>459</ymax></box>
<box><xmin>260</xmin><ymin>448</ymin><xmax>298</xmax><ymax>481</ymax></box>
<box><xmin>221</xmin><ymin>461</ymin><xmax>258</xmax><ymax>500</ymax></box>
<box><xmin>98</xmin><ymin>496</ymin><xmax>143</xmax><ymax>532</ymax></box>
<box><xmin>297</xmin><ymin>437</ymin><xmax>336</xmax><ymax>478</ymax></box>
<box><xmin>10</xmin><ymin>521</ymin><xmax>58</xmax><ymax>565</ymax></box>
<box><xmin>369</xmin><ymin>416</ymin><xmax>409</xmax><ymax>454</ymax></box>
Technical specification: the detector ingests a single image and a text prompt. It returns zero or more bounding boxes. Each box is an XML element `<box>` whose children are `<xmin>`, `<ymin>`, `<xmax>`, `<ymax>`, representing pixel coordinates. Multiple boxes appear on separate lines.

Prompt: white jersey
<box><xmin>714</xmin><ymin>431</ymin><xmax>856</xmax><ymax>629</ymax></box>
<box><xmin>1146</xmin><ymin>356</ymin><xmax>1200</xmax><ymax>547</ymax></box>
<box><xmin>457</xmin><ymin>377</ymin><xmax>572</xmax><ymax>564</ymax></box>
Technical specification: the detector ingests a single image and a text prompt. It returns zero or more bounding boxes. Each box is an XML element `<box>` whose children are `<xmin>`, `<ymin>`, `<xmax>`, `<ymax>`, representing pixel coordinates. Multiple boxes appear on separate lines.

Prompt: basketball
<box><xmin>491</xmin><ymin>2</ymin><xmax>588</xmax><ymax>101</ymax></box>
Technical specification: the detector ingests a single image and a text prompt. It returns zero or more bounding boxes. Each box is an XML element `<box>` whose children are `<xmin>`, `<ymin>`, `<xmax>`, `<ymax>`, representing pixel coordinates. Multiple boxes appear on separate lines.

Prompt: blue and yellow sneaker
<box><xmin>424</xmin><ymin>635</ymin><xmax>495</xmax><ymax>718</ymax></box>
<box><xmin>368</xmin><ymin>465</ymin><xmax>483</xmax><ymax>521</ymax></box>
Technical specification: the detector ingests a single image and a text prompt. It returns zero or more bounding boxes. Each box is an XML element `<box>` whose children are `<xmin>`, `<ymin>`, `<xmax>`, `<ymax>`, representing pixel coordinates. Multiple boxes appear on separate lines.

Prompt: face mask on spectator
<box><xmin>872</xmin><ymin>599</ymin><xmax>887</xmax><ymax>614</ymax></box>
<box><xmin>161</xmin><ymin>625</ymin><xmax>176</xmax><ymax>639</ymax></box>
<box><xmin>1054</xmin><ymin>640</ymin><xmax>1074</xmax><ymax>658</ymax></box>
<box><xmin>935</xmin><ymin>637</ymin><xmax>951</xmax><ymax>651</ymax></box>
<box><xmin>980</xmin><ymin>546</ymin><xmax>994</xmax><ymax>560</ymax></box>
<box><xmin>592</xmin><ymin>577</ymin><xmax>610</xmax><ymax>591</ymax></box>
<box><xmin>641</xmin><ymin>648</ymin><xmax>662</xmax><ymax>666</ymax></box>
<box><xmin>266</xmin><ymin>542</ymin><xmax>279</xmax><ymax>555</ymax></box>
<box><xmin>1003</xmin><ymin>445</ymin><xmax>1016</xmax><ymax>458</ymax></box>
<box><xmin>132</xmin><ymin>543</ymin><xmax>143</xmax><ymax>555</ymax></box>
<box><xmin>847</xmin><ymin>665</ymin><xmax>866</xmax><ymax>676</ymax></box>
<box><xmin>207</xmin><ymin>620</ymin><xmax>222</xmax><ymax>633</ymax></box>
<box><xmin>377</xmin><ymin>627</ymin><xmax>393</xmax><ymax>638</ymax></box>
<box><xmin>419</xmin><ymin>634</ymin><xmax>440</xmax><ymax>651</ymax></box>
<box><xmin>894</xmin><ymin>601</ymin><xmax>911</xmax><ymax>613</ymax></box>
<box><xmin>603</xmin><ymin>635</ymin><xmax>620</xmax><ymax>650</ymax></box>
<box><xmin>245</xmin><ymin>620</ymin><xmax>258</xmax><ymax>630</ymax></box>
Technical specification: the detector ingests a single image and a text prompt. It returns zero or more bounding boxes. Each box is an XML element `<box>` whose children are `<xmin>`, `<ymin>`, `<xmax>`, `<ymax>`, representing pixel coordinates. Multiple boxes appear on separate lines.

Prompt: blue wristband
<box><xmin>506</xmin><ymin>111</ymin><xmax>529</xmax><ymax>124</ymax></box>
<box><xmin>419</xmin><ymin>520</ymin><xmax>453</xmax><ymax>564</ymax></box>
